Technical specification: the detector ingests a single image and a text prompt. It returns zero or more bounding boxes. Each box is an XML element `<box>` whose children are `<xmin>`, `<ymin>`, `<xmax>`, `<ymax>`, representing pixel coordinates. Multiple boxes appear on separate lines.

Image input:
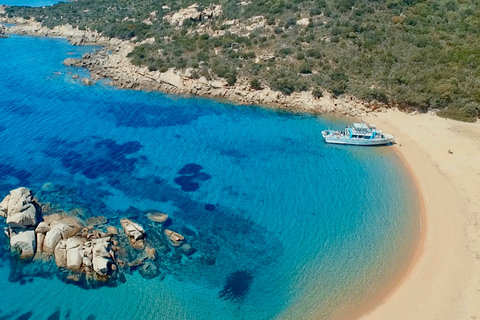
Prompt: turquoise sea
<box><xmin>0</xmin><ymin>28</ymin><xmax>420</xmax><ymax>319</ymax></box>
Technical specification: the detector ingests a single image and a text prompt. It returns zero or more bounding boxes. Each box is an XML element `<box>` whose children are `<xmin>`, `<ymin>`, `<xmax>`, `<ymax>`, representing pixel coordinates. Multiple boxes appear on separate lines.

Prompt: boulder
<box><xmin>63</xmin><ymin>58</ymin><xmax>80</xmax><ymax>66</ymax></box>
<box><xmin>54</xmin><ymin>240</ymin><xmax>67</xmax><ymax>267</ymax></box>
<box><xmin>43</xmin><ymin>228</ymin><xmax>63</xmax><ymax>254</ymax></box>
<box><xmin>81</xmin><ymin>78</ymin><xmax>95</xmax><ymax>86</ymax></box>
<box><xmin>34</xmin><ymin>232</ymin><xmax>45</xmax><ymax>258</ymax></box>
<box><xmin>10</xmin><ymin>229</ymin><xmax>36</xmax><ymax>260</ymax></box>
<box><xmin>120</xmin><ymin>218</ymin><xmax>145</xmax><ymax>249</ymax></box>
<box><xmin>92</xmin><ymin>239</ymin><xmax>115</xmax><ymax>276</ymax></box>
<box><xmin>66</xmin><ymin>237</ymin><xmax>85</xmax><ymax>270</ymax></box>
<box><xmin>43</xmin><ymin>218</ymin><xmax>82</xmax><ymax>253</ymax></box>
<box><xmin>35</xmin><ymin>221</ymin><xmax>50</xmax><ymax>234</ymax></box>
<box><xmin>0</xmin><ymin>187</ymin><xmax>39</xmax><ymax>228</ymax></box>
<box><xmin>43</xmin><ymin>213</ymin><xmax>62</xmax><ymax>225</ymax></box>
<box><xmin>164</xmin><ymin>229</ymin><xmax>184</xmax><ymax>247</ymax></box>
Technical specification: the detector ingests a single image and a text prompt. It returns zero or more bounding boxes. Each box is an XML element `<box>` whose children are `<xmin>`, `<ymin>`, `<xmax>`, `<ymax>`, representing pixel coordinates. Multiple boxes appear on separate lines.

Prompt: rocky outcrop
<box><xmin>43</xmin><ymin>218</ymin><xmax>82</xmax><ymax>254</ymax></box>
<box><xmin>0</xmin><ymin>187</ymin><xmax>39</xmax><ymax>229</ymax></box>
<box><xmin>0</xmin><ymin>188</ymin><xmax>41</xmax><ymax>260</ymax></box>
<box><xmin>0</xmin><ymin>187</ymin><xmax>182</xmax><ymax>286</ymax></box>
<box><xmin>91</xmin><ymin>238</ymin><xmax>115</xmax><ymax>276</ymax></box>
<box><xmin>120</xmin><ymin>218</ymin><xmax>145</xmax><ymax>250</ymax></box>
<box><xmin>9</xmin><ymin>229</ymin><xmax>36</xmax><ymax>260</ymax></box>
<box><xmin>66</xmin><ymin>236</ymin><xmax>85</xmax><ymax>270</ymax></box>
<box><xmin>165</xmin><ymin>229</ymin><xmax>184</xmax><ymax>247</ymax></box>
<box><xmin>164</xmin><ymin>4</ymin><xmax>222</xmax><ymax>26</ymax></box>
<box><xmin>0</xmin><ymin>17</ymin><xmax>387</xmax><ymax>118</ymax></box>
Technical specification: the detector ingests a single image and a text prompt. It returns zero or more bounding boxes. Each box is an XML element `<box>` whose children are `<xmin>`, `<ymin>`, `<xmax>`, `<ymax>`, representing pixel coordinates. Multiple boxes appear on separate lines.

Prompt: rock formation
<box><xmin>164</xmin><ymin>229</ymin><xmax>185</xmax><ymax>247</ymax></box>
<box><xmin>164</xmin><ymin>4</ymin><xmax>222</xmax><ymax>26</ymax></box>
<box><xmin>0</xmin><ymin>188</ymin><xmax>120</xmax><ymax>285</ymax></box>
<box><xmin>9</xmin><ymin>229</ymin><xmax>36</xmax><ymax>260</ymax></box>
<box><xmin>0</xmin><ymin>187</ymin><xmax>39</xmax><ymax>229</ymax></box>
<box><xmin>120</xmin><ymin>218</ymin><xmax>145</xmax><ymax>249</ymax></box>
<box><xmin>0</xmin><ymin>188</ymin><xmax>40</xmax><ymax>259</ymax></box>
<box><xmin>0</xmin><ymin>188</ymin><xmax>197</xmax><ymax>286</ymax></box>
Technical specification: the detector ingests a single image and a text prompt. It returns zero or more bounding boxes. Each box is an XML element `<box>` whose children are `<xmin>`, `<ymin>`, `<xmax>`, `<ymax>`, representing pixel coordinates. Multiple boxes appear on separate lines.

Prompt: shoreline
<box><xmin>2</xmin><ymin>17</ymin><xmax>480</xmax><ymax>320</ymax></box>
<box><xmin>335</xmin><ymin>144</ymin><xmax>427</xmax><ymax>320</ymax></box>
<box><xmin>0</xmin><ymin>17</ymin><xmax>390</xmax><ymax>119</ymax></box>
<box><xmin>357</xmin><ymin>110</ymin><xmax>480</xmax><ymax>319</ymax></box>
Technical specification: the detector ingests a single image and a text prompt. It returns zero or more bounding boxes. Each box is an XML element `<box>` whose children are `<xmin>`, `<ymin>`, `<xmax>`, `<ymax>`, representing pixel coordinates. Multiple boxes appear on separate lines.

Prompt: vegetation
<box><xmin>5</xmin><ymin>0</ymin><xmax>480</xmax><ymax>121</ymax></box>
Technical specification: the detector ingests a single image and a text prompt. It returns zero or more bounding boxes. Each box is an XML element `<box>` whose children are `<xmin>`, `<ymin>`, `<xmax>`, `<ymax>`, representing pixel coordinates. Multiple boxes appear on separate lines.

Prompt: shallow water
<box><xmin>0</xmin><ymin>0</ymin><xmax>66</xmax><ymax>7</ymax></box>
<box><xmin>0</xmin><ymin>34</ymin><xmax>420</xmax><ymax>319</ymax></box>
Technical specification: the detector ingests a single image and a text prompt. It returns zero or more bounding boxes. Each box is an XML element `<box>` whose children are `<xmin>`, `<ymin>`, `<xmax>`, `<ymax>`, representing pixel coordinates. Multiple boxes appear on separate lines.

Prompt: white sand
<box><xmin>358</xmin><ymin>110</ymin><xmax>480</xmax><ymax>319</ymax></box>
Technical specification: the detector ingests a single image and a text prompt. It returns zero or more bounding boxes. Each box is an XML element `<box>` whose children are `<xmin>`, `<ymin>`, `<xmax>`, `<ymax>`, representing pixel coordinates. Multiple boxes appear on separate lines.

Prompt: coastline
<box><xmin>332</xmin><ymin>143</ymin><xmax>427</xmax><ymax>320</ymax></box>
<box><xmin>0</xmin><ymin>17</ymin><xmax>388</xmax><ymax>119</ymax></box>
<box><xmin>2</xmin><ymin>16</ymin><xmax>480</xmax><ymax>320</ymax></box>
<box><xmin>357</xmin><ymin>110</ymin><xmax>480</xmax><ymax>319</ymax></box>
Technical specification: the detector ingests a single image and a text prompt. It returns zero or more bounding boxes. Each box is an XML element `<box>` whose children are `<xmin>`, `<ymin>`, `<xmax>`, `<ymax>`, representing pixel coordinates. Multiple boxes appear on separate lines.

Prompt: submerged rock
<box><xmin>138</xmin><ymin>260</ymin><xmax>159</xmax><ymax>279</ymax></box>
<box><xmin>86</xmin><ymin>216</ymin><xmax>107</xmax><ymax>226</ymax></box>
<box><xmin>146</xmin><ymin>211</ymin><xmax>168</xmax><ymax>223</ymax></box>
<box><xmin>179</xmin><ymin>244</ymin><xmax>195</xmax><ymax>256</ymax></box>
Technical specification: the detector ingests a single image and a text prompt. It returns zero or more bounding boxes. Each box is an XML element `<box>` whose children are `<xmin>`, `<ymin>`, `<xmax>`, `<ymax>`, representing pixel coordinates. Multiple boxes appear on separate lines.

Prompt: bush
<box><xmin>313</xmin><ymin>88</ymin><xmax>324</xmax><ymax>98</ymax></box>
<box><xmin>250</xmin><ymin>78</ymin><xmax>262</xmax><ymax>90</ymax></box>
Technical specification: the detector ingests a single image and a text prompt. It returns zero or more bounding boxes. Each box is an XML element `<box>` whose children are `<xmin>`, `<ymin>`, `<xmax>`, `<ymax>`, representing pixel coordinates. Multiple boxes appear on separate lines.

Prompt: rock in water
<box><xmin>92</xmin><ymin>238</ymin><xmax>115</xmax><ymax>276</ymax></box>
<box><xmin>63</xmin><ymin>58</ymin><xmax>80</xmax><ymax>66</ymax></box>
<box><xmin>66</xmin><ymin>237</ymin><xmax>85</xmax><ymax>270</ymax></box>
<box><xmin>54</xmin><ymin>240</ymin><xmax>68</xmax><ymax>268</ymax></box>
<box><xmin>0</xmin><ymin>187</ymin><xmax>39</xmax><ymax>229</ymax></box>
<box><xmin>10</xmin><ymin>229</ymin><xmax>36</xmax><ymax>260</ymax></box>
<box><xmin>120</xmin><ymin>218</ymin><xmax>145</xmax><ymax>250</ymax></box>
<box><xmin>164</xmin><ymin>229</ymin><xmax>185</xmax><ymax>247</ymax></box>
<box><xmin>43</xmin><ymin>218</ymin><xmax>82</xmax><ymax>253</ymax></box>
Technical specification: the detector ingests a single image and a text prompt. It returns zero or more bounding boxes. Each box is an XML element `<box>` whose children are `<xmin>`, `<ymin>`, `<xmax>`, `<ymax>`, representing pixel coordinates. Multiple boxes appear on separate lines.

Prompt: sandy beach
<box><xmin>356</xmin><ymin>110</ymin><xmax>480</xmax><ymax>319</ymax></box>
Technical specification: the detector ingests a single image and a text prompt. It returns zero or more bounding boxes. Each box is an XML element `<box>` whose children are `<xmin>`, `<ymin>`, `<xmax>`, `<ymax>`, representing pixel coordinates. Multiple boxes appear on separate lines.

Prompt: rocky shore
<box><xmin>0</xmin><ymin>16</ymin><xmax>389</xmax><ymax>118</ymax></box>
<box><xmin>0</xmin><ymin>187</ymin><xmax>187</xmax><ymax>287</ymax></box>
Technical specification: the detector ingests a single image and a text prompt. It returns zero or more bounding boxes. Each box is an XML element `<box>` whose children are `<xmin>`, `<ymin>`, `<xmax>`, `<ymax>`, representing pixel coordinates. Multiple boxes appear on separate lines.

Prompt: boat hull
<box><xmin>323</xmin><ymin>135</ymin><xmax>394</xmax><ymax>146</ymax></box>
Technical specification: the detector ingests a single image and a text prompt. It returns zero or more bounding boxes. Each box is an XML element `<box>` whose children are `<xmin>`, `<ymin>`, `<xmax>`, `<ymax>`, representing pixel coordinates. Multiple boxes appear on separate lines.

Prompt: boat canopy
<box><xmin>351</xmin><ymin>123</ymin><xmax>373</xmax><ymax>135</ymax></box>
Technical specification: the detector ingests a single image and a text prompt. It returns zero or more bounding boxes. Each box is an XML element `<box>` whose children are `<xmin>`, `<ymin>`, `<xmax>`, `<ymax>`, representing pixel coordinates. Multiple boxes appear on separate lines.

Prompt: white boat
<box><xmin>322</xmin><ymin>123</ymin><xmax>394</xmax><ymax>146</ymax></box>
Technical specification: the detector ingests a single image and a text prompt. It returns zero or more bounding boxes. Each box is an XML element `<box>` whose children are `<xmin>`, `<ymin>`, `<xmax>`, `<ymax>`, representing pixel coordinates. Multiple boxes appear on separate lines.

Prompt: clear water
<box><xmin>0</xmin><ymin>0</ymin><xmax>67</xmax><ymax>7</ymax></box>
<box><xmin>0</xmin><ymin>34</ymin><xmax>420</xmax><ymax>319</ymax></box>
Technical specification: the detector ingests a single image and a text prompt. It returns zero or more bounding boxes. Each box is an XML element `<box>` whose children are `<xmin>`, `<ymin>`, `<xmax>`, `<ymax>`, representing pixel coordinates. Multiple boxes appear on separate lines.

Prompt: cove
<box><xmin>0</xmin><ymin>33</ymin><xmax>420</xmax><ymax>319</ymax></box>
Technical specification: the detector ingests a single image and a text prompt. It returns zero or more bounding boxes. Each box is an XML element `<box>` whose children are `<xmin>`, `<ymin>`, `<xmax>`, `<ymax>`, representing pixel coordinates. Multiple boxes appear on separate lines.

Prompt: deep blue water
<box><xmin>0</xmin><ymin>33</ymin><xmax>420</xmax><ymax>319</ymax></box>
